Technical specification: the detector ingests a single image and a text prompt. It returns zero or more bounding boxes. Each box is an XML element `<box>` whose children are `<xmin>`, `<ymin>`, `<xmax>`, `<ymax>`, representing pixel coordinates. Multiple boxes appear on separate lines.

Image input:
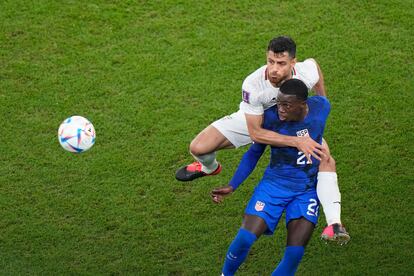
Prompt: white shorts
<box><xmin>211</xmin><ymin>110</ymin><xmax>252</xmax><ymax>148</ymax></box>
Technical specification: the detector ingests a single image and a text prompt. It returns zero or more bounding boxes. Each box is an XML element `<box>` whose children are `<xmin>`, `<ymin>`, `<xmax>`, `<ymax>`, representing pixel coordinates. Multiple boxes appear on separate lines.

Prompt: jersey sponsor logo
<box><xmin>255</xmin><ymin>201</ymin><xmax>265</xmax><ymax>211</ymax></box>
<box><xmin>242</xmin><ymin>90</ymin><xmax>250</xmax><ymax>103</ymax></box>
<box><xmin>296</xmin><ymin>129</ymin><xmax>309</xmax><ymax>137</ymax></box>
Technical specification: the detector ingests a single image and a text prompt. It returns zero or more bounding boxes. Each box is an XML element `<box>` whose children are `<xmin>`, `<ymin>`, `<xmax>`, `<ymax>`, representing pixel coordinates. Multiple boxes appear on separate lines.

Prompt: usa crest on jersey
<box><xmin>255</xmin><ymin>201</ymin><xmax>265</xmax><ymax>211</ymax></box>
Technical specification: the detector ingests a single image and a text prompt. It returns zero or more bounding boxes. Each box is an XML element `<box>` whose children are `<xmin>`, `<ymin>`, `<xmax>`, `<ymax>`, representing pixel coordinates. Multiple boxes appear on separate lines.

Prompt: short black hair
<box><xmin>267</xmin><ymin>36</ymin><xmax>296</xmax><ymax>58</ymax></box>
<box><xmin>280</xmin><ymin>79</ymin><xmax>308</xmax><ymax>101</ymax></box>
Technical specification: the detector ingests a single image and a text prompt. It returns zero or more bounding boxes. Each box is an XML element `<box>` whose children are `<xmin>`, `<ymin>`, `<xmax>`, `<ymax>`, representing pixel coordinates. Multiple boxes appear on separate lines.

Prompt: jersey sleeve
<box><xmin>314</xmin><ymin>96</ymin><xmax>331</xmax><ymax>119</ymax></box>
<box><xmin>229</xmin><ymin>142</ymin><xmax>266</xmax><ymax>191</ymax></box>
<box><xmin>295</xmin><ymin>59</ymin><xmax>320</xmax><ymax>89</ymax></box>
<box><xmin>239</xmin><ymin>78</ymin><xmax>265</xmax><ymax>115</ymax></box>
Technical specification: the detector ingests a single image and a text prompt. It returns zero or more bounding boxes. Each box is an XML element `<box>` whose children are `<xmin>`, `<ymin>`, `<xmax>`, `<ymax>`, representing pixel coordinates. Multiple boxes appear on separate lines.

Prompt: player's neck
<box><xmin>273</xmin><ymin>75</ymin><xmax>293</xmax><ymax>88</ymax></box>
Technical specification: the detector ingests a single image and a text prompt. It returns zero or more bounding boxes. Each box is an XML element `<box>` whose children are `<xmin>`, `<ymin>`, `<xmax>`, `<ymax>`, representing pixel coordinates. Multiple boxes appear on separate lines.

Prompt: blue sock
<box><xmin>272</xmin><ymin>246</ymin><xmax>305</xmax><ymax>276</ymax></box>
<box><xmin>222</xmin><ymin>228</ymin><xmax>257</xmax><ymax>276</ymax></box>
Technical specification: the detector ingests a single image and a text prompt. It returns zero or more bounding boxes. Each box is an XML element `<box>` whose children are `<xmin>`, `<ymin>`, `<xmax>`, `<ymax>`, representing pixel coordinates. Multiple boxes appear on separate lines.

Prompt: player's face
<box><xmin>276</xmin><ymin>93</ymin><xmax>306</xmax><ymax>121</ymax></box>
<box><xmin>266</xmin><ymin>51</ymin><xmax>296</xmax><ymax>87</ymax></box>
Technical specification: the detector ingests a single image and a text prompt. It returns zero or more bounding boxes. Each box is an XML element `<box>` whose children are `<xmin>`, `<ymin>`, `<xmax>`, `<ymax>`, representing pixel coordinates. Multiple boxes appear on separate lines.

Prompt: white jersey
<box><xmin>239</xmin><ymin>59</ymin><xmax>319</xmax><ymax>115</ymax></box>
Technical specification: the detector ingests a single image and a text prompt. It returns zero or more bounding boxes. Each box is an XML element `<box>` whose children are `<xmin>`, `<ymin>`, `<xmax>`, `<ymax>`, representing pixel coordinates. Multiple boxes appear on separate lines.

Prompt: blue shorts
<box><xmin>244</xmin><ymin>178</ymin><xmax>320</xmax><ymax>235</ymax></box>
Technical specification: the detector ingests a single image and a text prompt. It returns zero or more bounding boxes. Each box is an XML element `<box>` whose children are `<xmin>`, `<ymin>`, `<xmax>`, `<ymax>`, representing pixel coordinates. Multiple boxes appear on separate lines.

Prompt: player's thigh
<box><xmin>211</xmin><ymin>111</ymin><xmax>252</xmax><ymax>149</ymax></box>
<box><xmin>286</xmin><ymin>218</ymin><xmax>315</xmax><ymax>247</ymax></box>
<box><xmin>190</xmin><ymin>125</ymin><xmax>234</xmax><ymax>155</ymax></box>
<box><xmin>241</xmin><ymin>214</ymin><xmax>268</xmax><ymax>238</ymax></box>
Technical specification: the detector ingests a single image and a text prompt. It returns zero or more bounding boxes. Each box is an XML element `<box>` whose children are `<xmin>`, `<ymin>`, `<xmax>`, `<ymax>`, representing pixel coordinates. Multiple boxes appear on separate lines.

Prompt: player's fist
<box><xmin>211</xmin><ymin>185</ymin><xmax>234</xmax><ymax>204</ymax></box>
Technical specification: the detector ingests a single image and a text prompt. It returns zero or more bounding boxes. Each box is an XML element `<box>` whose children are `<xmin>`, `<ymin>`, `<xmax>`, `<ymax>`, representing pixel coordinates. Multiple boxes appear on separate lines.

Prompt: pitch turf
<box><xmin>0</xmin><ymin>0</ymin><xmax>413</xmax><ymax>275</ymax></box>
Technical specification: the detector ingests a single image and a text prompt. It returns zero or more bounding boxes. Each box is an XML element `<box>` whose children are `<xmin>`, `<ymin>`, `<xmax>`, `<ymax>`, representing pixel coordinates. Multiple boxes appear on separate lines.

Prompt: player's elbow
<box><xmin>319</xmin><ymin>154</ymin><xmax>336</xmax><ymax>172</ymax></box>
<box><xmin>249</xmin><ymin>131</ymin><xmax>258</xmax><ymax>142</ymax></box>
<box><xmin>248</xmin><ymin>128</ymin><xmax>263</xmax><ymax>144</ymax></box>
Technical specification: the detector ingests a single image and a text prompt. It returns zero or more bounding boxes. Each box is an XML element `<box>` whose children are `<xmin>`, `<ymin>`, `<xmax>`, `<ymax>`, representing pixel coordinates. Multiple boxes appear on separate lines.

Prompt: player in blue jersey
<box><xmin>176</xmin><ymin>36</ymin><xmax>349</xmax><ymax>243</ymax></box>
<box><xmin>212</xmin><ymin>79</ymin><xmax>331</xmax><ymax>275</ymax></box>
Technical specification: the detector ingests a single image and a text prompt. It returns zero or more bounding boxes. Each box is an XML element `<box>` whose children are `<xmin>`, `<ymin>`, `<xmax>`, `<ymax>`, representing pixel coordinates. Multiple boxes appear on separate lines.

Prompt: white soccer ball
<box><xmin>58</xmin><ymin>115</ymin><xmax>96</xmax><ymax>153</ymax></box>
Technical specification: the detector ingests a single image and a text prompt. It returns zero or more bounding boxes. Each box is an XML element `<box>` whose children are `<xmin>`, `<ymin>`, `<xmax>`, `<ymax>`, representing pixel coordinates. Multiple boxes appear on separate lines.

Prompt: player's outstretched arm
<box><xmin>245</xmin><ymin>113</ymin><xmax>325</xmax><ymax>162</ymax></box>
<box><xmin>211</xmin><ymin>142</ymin><xmax>266</xmax><ymax>204</ymax></box>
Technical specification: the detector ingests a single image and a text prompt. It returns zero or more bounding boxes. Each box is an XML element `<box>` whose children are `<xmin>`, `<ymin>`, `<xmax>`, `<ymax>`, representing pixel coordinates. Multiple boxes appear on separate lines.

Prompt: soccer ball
<box><xmin>58</xmin><ymin>115</ymin><xmax>96</xmax><ymax>153</ymax></box>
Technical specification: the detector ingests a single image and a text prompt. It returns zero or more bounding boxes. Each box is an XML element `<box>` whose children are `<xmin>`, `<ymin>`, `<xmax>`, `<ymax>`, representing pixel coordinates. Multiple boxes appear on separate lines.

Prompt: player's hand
<box><xmin>319</xmin><ymin>145</ymin><xmax>331</xmax><ymax>161</ymax></box>
<box><xmin>294</xmin><ymin>136</ymin><xmax>326</xmax><ymax>163</ymax></box>
<box><xmin>211</xmin><ymin>185</ymin><xmax>234</xmax><ymax>204</ymax></box>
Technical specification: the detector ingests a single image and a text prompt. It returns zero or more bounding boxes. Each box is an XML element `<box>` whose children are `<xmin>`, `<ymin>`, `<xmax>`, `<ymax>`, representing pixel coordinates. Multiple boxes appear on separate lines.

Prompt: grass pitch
<box><xmin>1</xmin><ymin>0</ymin><xmax>413</xmax><ymax>275</ymax></box>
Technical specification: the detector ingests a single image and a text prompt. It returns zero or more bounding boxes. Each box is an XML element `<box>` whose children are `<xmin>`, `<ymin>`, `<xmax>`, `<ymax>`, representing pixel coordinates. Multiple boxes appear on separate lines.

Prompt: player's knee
<box><xmin>326</xmin><ymin>155</ymin><xmax>336</xmax><ymax>168</ymax></box>
<box><xmin>189</xmin><ymin>139</ymin><xmax>206</xmax><ymax>156</ymax></box>
<box><xmin>330</xmin><ymin>156</ymin><xmax>336</xmax><ymax>168</ymax></box>
<box><xmin>319</xmin><ymin>155</ymin><xmax>336</xmax><ymax>172</ymax></box>
<box><xmin>234</xmin><ymin>228</ymin><xmax>257</xmax><ymax>249</ymax></box>
<box><xmin>190</xmin><ymin>126</ymin><xmax>224</xmax><ymax>156</ymax></box>
<box><xmin>321</xmin><ymin>139</ymin><xmax>331</xmax><ymax>155</ymax></box>
<box><xmin>190</xmin><ymin>137</ymin><xmax>228</xmax><ymax>156</ymax></box>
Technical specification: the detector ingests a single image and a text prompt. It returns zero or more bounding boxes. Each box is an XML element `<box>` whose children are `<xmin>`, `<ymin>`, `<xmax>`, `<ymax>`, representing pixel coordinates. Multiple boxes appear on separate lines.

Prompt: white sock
<box><xmin>192</xmin><ymin>152</ymin><xmax>218</xmax><ymax>174</ymax></box>
<box><xmin>317</xmin><ymin>172</ymin><xmax>342</xmax><ymax>226</ymax></box>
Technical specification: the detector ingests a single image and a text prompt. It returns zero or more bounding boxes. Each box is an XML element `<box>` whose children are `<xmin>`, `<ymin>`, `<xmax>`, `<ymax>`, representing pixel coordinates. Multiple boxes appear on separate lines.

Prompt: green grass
<box><xmin>1</xmin><ymin>0</ymin><xmax>413</xmax><ymax>275</ymax></box>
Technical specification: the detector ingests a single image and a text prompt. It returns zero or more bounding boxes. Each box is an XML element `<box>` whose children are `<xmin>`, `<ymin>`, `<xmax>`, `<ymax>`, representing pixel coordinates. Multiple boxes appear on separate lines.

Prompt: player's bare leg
<box><xmin>175</xmin><ymin>125</ymin><xmax>234</xmax><ymax>181</ymax></box>
<box><xmin>190</xmin><ymin>125</ymin><xmax>235</xmax><ymax>156</ymax></box>
<box><xmin>286</xmin><ymin>218</ymin><xmax>315</xmax><ymax>247</ymax></box>
<box><xmin>241</xmin><ymin>214</ymin><xmax>267</xmax><ymax>237</ymax></box>
<box><xmin>318</xmin><ymin>139</ymin><xmax>350</xmax><ymax>245</ymax></box>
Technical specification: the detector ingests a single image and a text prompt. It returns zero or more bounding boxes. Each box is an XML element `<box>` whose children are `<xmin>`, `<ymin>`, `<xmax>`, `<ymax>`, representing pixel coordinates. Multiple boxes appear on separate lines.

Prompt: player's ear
<box><xmin>301</xmin><ymin>100</ymin><xmax>307</xmax><ymax>108</ymax></box>
<box><xmin>290</xmin><ymin>57</ymin><xmax>297</xmax><ymax>65</ymax></box>
<box><xmin>297</xmin><ymin>99</ymin><xmax>306</xmax><ymax>107</ymax></box>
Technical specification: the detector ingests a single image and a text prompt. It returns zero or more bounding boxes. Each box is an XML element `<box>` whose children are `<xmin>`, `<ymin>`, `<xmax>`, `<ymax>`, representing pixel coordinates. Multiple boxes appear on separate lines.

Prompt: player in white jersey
<box><xmin>176</xmin><ymin>36</ymin><xmax>349</xmax><ymax>243</ymax></box>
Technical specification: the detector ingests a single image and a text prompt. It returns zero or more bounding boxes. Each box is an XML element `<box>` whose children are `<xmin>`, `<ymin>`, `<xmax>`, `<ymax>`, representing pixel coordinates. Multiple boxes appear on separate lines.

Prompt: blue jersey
<box><xmin>229</xmin><ymin>96</ymin><xmax>330</xmax><ymax>191</ymax></box>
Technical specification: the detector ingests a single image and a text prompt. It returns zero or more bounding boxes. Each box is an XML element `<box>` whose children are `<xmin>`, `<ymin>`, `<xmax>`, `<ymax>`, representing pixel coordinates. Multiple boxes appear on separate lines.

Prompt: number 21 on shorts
<box><xmin>307</xmin><ymin>199</ymin><xmax>319</xmax><ymax>216</ymax></box>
